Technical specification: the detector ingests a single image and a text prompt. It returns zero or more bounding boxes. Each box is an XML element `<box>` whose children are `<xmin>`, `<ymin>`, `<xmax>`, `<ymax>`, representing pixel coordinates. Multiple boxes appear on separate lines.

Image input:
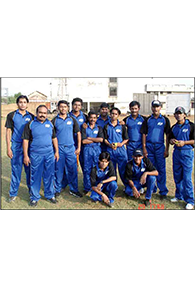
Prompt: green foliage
<box><xmin>4</xmin><ymin>92</ymin><xmax>22</xmax><ymax>104</ymax></box>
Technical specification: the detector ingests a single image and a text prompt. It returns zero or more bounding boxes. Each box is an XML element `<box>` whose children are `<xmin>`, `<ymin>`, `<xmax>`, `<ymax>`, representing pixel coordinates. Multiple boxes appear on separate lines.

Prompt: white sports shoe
<box><xmin>171</xmin><ymin>197</ymin><xmax>179</xmax><ymax>203</ymax></box>
<box><xmin>140</xmin><ymin>188</ymin><xmax>145</xmax><ymax>194</ymax></box>
<box><xmin>186</xmin><ymin>203</ymin><xmax>194</xmax><ymax>210</ymax></box>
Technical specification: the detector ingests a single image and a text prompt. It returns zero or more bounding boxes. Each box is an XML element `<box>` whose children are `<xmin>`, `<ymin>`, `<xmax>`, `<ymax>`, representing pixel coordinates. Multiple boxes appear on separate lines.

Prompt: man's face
<box><xmin>110</xmin><ymin>109</ymin><xmax>119</xmax><ymax>121</ymax></box>
<box><xmin>130</xmin><ymin>105</ymin><xmax>139</xmax><ymax>117</ymax></box>
<box><xmin>37</xmin><ymin>107</ymin><xmax>48</xmax><ymax>122</ymax></box>
<box><xmin>100</xmin><ymin>107</ymin><xmax>109</xmax><ymax>117</ymax></box>
<box><xmin>72</xmin><ymin>101</ymin><xmax>82</xmax><ymax>112</ymax></box>
<box><xmin>99</xmin><ymin>159</ymin><xmax>109</xmax><ymax>169</ymax></box>
<box><xmin>88</xmin><ymin>114</ymin><xmax>97</xmax><ymax>125</ymax></box>
<box><xmin>17</xmin><ymin>99</ymin><xmax>28</xmax><ymax>111</ymax></box>
<box><xmin>133</xmin><ymin>155</ymin><xmax>143</xmax><ymax>165</ymax></box>
<box><xmin>152</xmin><ymin>105</ymin><xmax>161</xmax><ymax>116</ymax></box>
<box><xmin>58</xmin><ymin>103</ymin><xmax>69</xmax><ymax>115</ymax></box>
<box><xmin>174</xmin><ymin>112</ymin><xmax>185</xmax><ymax>122</ymax></box>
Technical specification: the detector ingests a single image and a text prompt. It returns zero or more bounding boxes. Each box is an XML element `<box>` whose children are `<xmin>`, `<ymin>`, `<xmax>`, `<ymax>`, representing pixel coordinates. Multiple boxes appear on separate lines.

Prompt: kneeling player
<box><xmin>90</xmin><ymin>152</ymin><xmax>118</xmax><ymax>208</ymax></box>
<box><xmin>125</xmin><ymin>149</ymin><xmax>158</xmax><ymax>206</ymax></box>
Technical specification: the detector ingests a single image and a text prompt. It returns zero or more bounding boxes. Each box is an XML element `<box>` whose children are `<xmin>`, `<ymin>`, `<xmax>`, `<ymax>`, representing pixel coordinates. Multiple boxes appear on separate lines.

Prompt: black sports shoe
<box><xmin>69</xmin><ymin>190</ymin><xmax>83</xmax><ymax>198</ymax></box>
<box><xmin>9</xmin><ymin>196</ymin><xmax>17</xmax><ymax>203</ymax></box>
<box><xmin>145</xmin><ymin>199</ymin><xmax>151</xmax><ymax>206</ymax></box>
<box><xmin>55</xmin><ymin>192</ymin><xmax>60</xmax><ymax>198</ymax></box>
<box><xmin>47</xmin><ymin>197</ymin><xmax>57</xmax><ymax>204</ymax></box>
<box><xmin>159</xmin><ymin>195</ymin><xmax>167</xmax><ymax>200</ymax></box>
<box><xmin>83</xmin><ymin>190</ymin><xmax>89</xmax><ymax>195</ymax></box>
<box><xmin>30</xmin><ymin>200</ymin><xmax>38</xmax><ymax>207</ymax></box>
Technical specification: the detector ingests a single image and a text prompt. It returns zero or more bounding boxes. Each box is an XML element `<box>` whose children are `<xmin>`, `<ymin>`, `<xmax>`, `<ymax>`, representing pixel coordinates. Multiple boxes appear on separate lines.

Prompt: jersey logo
<box><xmin>79</xmin><ymin>119</ymin><xmax>84</xmax><ymax>122</ymax></box>
<box><xmin>141</xmin><ymin>168</ymin><xmax>145</xmax><ymax>172</ymax></box>
<box><xmin>137</xmin><ymin>122</ymin><xmax>142</xmax><ymax>125</ymax></box>
<box><xmin>157</xmin><ymin>122</ymin><xmax>163</xmax><ymax>126</ymax></box>
<box><xmin>45</xmin><ymin>124</ymin><xmax>50</xmax><ymax>128</ymax></box>
<box><xmin>182</xmin><ymin>129</ymin><xmax>188</xmax><ymax>133</ymax></box>
<box><xmin>25</xmin><ymin>118</ymin><xmax>31</xmax><ymax>121</ymax></box>
<box><xmin>93</xmin><ymin>130</ymin><xmax>98</xmax><ymax>134</ymax></box>
<box><xmin>116</xmin><ymin>129</ymin><xmax>121</xmax><ymax>133</ymax></box>
<box><xmin>67</xmin><ymin>121</ymin><xmax>72</xmax><ymax>125</ymax></box>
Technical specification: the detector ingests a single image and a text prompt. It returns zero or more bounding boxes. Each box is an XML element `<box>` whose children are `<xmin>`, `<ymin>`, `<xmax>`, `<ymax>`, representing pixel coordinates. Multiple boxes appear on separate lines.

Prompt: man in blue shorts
<box><xmin>22</xmin><ymin>105</ymin><xmax>59</xmax><ymax>206</ymax></box>
<box><xmin>169</xmin><ymin>106</ymin><xmax>194</xmax><ymax>210</ymax></box>
<box><xmin>141</xmin><ymin>100</ymin><xmax>170</xmax><ymax>200</ymax></box>
<box><xmin>5</xmin><ymin>95</ymin><xmax>34</xmax><ymax>202</ymax></box>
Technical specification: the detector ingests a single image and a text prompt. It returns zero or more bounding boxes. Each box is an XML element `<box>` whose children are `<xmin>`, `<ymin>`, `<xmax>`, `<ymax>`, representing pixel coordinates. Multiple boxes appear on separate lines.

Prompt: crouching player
<box><xmin>124</xmin><ymin>149</ymin><xmax>158</xmax><ymax>206</ymax></box>
<box><xmin>169</xmin><ymin>106</ymin><xmax>194</xmax><ymax>210</ymax></box>
<box><xmin>90</xmin><ymin>152</ymin><xmax>118</xmax><ymax>208</ymax></box>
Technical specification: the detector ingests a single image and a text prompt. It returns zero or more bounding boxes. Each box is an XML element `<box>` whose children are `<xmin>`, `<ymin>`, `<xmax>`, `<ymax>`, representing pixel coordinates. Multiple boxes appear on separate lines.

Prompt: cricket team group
<box><xmin>5</xmin><ymin>95</ymin><xmax>195</xmax><ymax>209</ymax></box>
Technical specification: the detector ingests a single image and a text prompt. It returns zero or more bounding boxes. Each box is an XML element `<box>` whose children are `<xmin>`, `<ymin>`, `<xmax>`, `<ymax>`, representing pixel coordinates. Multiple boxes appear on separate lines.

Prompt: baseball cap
<box><xmin>151</xmin><ymin>100</ymin><xmax>162</xmax><ymax>107</ymax></box>
<box><xmin>133</xmin><ymin>149</ymin><xmax>143</xmax><ymax>157</ymax></box>
<box><xmin>174</xmin><ymin>106</ymin><xmax>185</xmax><ymax>114</ymax></box>
<box><xmin>100</xmin><ymin>102</ymin><xmax>109</xmax><ymax>109</ymax></box>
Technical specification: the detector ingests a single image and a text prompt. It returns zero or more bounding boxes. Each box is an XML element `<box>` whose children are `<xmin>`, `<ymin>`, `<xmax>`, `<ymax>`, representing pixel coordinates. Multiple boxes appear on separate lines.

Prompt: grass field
<box><xmin>1</xmin><ymin>105</ymin><xmax>194</xmax><ymax>210</ymax></box>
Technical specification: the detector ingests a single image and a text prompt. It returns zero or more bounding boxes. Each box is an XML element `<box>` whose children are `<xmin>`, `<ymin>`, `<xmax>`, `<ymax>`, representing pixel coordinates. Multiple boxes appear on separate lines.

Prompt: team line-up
<box><xmin>5</xmin><ymin>96</ymin><xmax>195</xmax><ymax>209</ymax></box>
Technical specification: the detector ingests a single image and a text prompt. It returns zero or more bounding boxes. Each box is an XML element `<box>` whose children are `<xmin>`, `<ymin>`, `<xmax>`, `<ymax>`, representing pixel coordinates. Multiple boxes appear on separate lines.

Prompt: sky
<box><xmin>1</xmin><ymin>77</ymin><xmax>194</xmax><ymax>98</ymax></box>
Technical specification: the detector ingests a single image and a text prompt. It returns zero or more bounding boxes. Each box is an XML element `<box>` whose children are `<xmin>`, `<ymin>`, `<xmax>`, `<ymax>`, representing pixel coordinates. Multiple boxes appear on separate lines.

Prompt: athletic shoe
<box><xmin>159</xmin><ymin>195</ymin><xmax>167</xmax><ymax>200</ymax></box>
<box><xmin>47</xmin><ymin>197</ymin><xmax>57</xmax><ymax>204</ymax></box>
<box><xmin>30</xmin><ymin>200</ymin><xmax>38</xmax><ymax>207</ymax></box>
<box><xmin>55</xmin><ymin>192</ymin><xmax>60</xmax><ymax>198</ymax></box>
<box><xmin>69</xmin><ymin>190</ymin><xmax>83</xmax><ymax>198</ymax></box>
<box><xmin>171</xmin><ymin>197</ymin><xmax>179</xmax><ymax>203</ymax></box>
<box><xmin>9</xmin><ymin>196</ymin><xmax>17</xmax><ymax>203</ymax></box>
<box><xmin>145</xmin><ymin>199</ymin><xmax>151</xmax><ymax>206</ymax></box>
<box><xmin>140</xmin><ymin>188</ymin><xmax>145</xmax><ymax>194</ymax></box>
<box><xmin>107</xmin><ymin>202</ymin><xmax>114</xmax><ymax>208</ymax></box>
<box><xmin>185</xmin><ymin>203</ymin><xmax>194</xmax><ymax>210</ymax></box>
<box><xmin>83</xmin><ymin>190</ymin><xmax>89</xmax><ymax>195</ymax></box>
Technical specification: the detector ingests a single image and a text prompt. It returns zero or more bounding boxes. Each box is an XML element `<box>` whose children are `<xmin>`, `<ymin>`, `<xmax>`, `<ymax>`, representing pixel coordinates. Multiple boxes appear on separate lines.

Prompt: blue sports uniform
<box><xmin>81</xmin><ymin>123</ymin><xmax>104</xmax><ymax>192</ymax></box>
<box><xmin>96</xmin><ymin>115</ymin><xmax>110</xmax><ymax>152</ymax></box>
<box><xmin>169</xmin><ymin>119</ymin><xmax>194</xmax><ymax>205</ymax></box>
<box><xmin>141</xmin><ymin>114</ymin><xmax>170</xmax><ymax>196</ymax></box>
<box><xmin>90</xmin><ymin>161</ymin><xmax>118</xmax><ymax>203</ymax></box>
<box><xmin>52</xmin><ymin>114</ymin><xmax>80</xmax><ymax>195</ymax></box>
<box><xmin>22</xmin><ymin>118</ymin><xmax>56</xmax><ymax>202</ymax></box>
<box><xmin>104</xmin><ymin>120</ymin><xmax>128</xmax><ymax>185</ymax></box>
<box><xmin>69</xmin><ymin>110</ymin><xmax>87</xmax><ymax>171</ymax></box>
<box><xmin>123</xmin><ymin>114</ymin><xmax>145</xmax><ymax>160</ymax></box>
<box><xmin>5</xmin><ymin>109</ymin><xmax>34</xmax><ymax>197</ymax></box>
<box><xmin>125</xmin><ymin>157</ymin><xmax>157</xmax><ymax>200</ymax></box>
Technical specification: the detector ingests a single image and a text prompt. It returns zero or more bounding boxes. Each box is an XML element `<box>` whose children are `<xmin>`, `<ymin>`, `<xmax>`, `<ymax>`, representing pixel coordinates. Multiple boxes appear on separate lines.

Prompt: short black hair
<box><xmin>72</xmin><ymin>97</ymin><xmax>83</xmax><ymax>105</ymax></box>
<box><xmin>100</xmin><ymin>102</ymin><xmax>109</xmax><ymax>109</ymax></box>
<box><xmin>110</xmin><ymin>107</ymin><xmax>121</xmax><ymax>115</ymax></box>
<box><xmin>129</xmin><ymin>101</ymin><xmax>140</xmax><ymax>108</ymax></box>
<box><xmin>99</xmin><ymin>152</ymin><xmax>110</xmax><ymax>162</ymax></box>
<box><xmin>88</xmin><ymin>110</ymin><xmax>97</xmax><ymax>117</ymax></box>
<box><xmin>36</xmin><ymin>105</ymin><xmax>48</xmax><ymax>114</ymax></box>
<box><xmin>58</xmin><ymin>100</ymin><xmax>69</xmax><ymax>107</ymax></box>
<box><xmin>16</xmin><ymin>95</ymin><xmax>29</xmax><ymax>104</ymax></box>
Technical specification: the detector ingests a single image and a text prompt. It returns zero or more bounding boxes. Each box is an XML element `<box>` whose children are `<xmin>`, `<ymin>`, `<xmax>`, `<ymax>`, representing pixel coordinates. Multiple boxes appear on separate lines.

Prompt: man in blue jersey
<box><xmin>141</xmin><ymin>100</ymin><xmax>170</xmax><ymax>200</ymax></box>
<box><xmin>96</xmin><ymin>102</ymin><xmax>110</xmax><ymax>152</ymax></box>
<box><xmin>104</xmin><ymin>107</ymin><xmax>129</xmax><ymax>185</ymax></box>
<box><xmin>169</xmin><ymin>106</ymin><xmax>194</xmax><ymax>210</ymax></box>
<box><xmin>22</xmin><ymin>105</ymin><xmax>59</xmax><ymax>206</ymax></box>
<box><xmin>81</xmin><ymin>111</ymin><xmax>104</xmax><ymax>194</ymax></box>
<box><xmin>90</xmin><ymin>152</ymin><xmax>117</xmax><ymax>207</ymax></box>
<box><xmin>69</xmin><ymin>97</ymin><xmax>87</xmax><ymax>172</ymax></box>
<box><xmin>52</xmin><ymin>100</ymin><xmax>83</xmax><ymax>198</ymax></box>
<box><xmin>122</xmin><ymin>101</ymin><xmax>145</xmax><ymax>161</ymax></box>
<box><xmin>5</xmin><ymin>95</ymin><xmax>34</xmax><ymax>202</ymax></box>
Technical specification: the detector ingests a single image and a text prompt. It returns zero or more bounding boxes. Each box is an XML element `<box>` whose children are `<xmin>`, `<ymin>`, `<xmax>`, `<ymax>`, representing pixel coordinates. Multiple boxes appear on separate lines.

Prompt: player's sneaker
<box><xmin>145</xmin><ymin>199</ymin><xmax>151</xmax><ymax>206</ymax></box>
<box><xmin>140</xmin><ymin>188</ymin><xmax>145</xmax><ymax>194</ymax></box>
<box><xmin>185</xmin><ymin>203</ymin><xmax>194</xmax><ymax>210</ymax></box>
<box><xmin>30</xmin><ymin>200</ymin><xmax>38</xmax><ymax>207</ymax></box>
<box><xmin>171</xmin><ymin>197</ymin><xmax>179</xmax><ymax>203</ymax></box>
<box><xmin>47</xmin><ymin>197</ymin><xmax>57</xmax><ymax>204</ymax></box>
<box><xmin>55</xmin><ymin>192</ymin><xmax>60</xmax><ymax>198</ymax></box>
<box><xmin>9</xmin><ymin>196</ymin><xmax>17</xmax><ymax>203</ymax></box>
<box><xmin>69</xmin><ymin>190</ymin><xmax>83</xmax><ymax>198</ymax></box>
<box><xmin>159</xmin><ymin>195</ymin><xmax>167</xmax><ymax>200</ymax></box>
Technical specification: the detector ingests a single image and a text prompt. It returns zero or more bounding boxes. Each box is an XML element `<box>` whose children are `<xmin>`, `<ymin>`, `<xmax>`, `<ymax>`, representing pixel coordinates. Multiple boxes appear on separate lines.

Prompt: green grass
<box><xmin>1</xmin><ymin>117</ymin><xmax>194</xmax><ymax>210</ymax></box>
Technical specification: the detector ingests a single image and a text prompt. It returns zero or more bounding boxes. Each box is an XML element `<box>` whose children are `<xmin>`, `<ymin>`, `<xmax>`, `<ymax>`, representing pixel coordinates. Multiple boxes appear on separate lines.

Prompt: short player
<box><xmin>169</xmin><ymin>106</ymin><xmax>194</xmax><ymax>210</ymax></box>
<box><xmin>5</xmin><ymin>95</ymin><xmax>34</xmax><ymax>202</ymax></box>
<box><xmin>96</xmin><ymin>102</ymin><xmax>110</xmax><ymax>152</ymax></box>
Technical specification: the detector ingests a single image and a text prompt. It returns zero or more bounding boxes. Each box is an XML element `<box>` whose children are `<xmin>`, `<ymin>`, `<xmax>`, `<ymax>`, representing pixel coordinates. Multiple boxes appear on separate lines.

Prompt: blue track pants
<box><xmin>90</xmin><ymin>181</ymin><xmax>118</xmax><ymax>203</ymax></box>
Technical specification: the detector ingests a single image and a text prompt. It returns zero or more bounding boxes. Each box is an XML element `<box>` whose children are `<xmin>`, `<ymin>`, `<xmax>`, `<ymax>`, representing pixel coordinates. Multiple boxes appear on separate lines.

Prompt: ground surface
<box><xmin>1</xmin><ymin>104</ymin><xmax>194</xmax><ymax>210</ymax></box>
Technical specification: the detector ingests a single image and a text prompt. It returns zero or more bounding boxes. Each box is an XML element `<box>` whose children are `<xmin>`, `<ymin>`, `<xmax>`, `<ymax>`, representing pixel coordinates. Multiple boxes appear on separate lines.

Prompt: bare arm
<box><xmin>52</xmin><ymin>137</ymin><xmax>59</xmax><ymax>162</ymax></box>
<box><xmin>23</xmin><ymin>139</ymin><xmax>31</xmax><ymax>166</ymax></box>
<box><xmin>164</xmin><ymin>134</ymin><xmax>170</xmax><ymax>158</ymax></box>
<box><xmin>6</xmin><ymin>128</ymin><xmax>13</xmax><ymax>159</ymax></box>
<box><xmin>87</xmin><ymin>137</ymin><xmax>103</xmax><ymax>143</ymax></box>
<box><xmin>142</xmin><ymin>134</ymin><xmax>148</xmax><ymax>157</ymax></box>
<box><xmin>140</xmin><ymin>170</ymin><xmax>158</xmax><ymax>185</ymax></box>
<box><xmin>75</xmin><ymin>132</ymin><xmax>81</xmax><ymax>155</ymax></box>
<box><xmin>117</xmin><ymin>139</ymin><xmax>129</xmax><ymax>147</ymax></box>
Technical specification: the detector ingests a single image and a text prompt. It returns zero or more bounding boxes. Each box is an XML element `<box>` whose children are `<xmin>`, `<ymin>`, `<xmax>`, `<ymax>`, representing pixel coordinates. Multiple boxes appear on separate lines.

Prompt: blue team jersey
<box><xmin>141</xmin><ymin>114</ymin><xmax>170</xmax><ymax>144</ymax></box>
<box><xmin>81</xmin><ymin>123</ymin><xmax>104</xmax><ymax>148</ymax></box>
<box><xmin>22</xmin><ymin>118</ymin><xmax>55</xmax><ymax>154</ymax></box>
<box><xmin>104</xmin><ymin>120</ymin><xmax>129</xmax><ymax>144</ymax></box>
<box><xmin>170</xmin><ymin>119</ymin><xmax>194</xmax><ymax>150</ymax></box>
<box><xmin>69</xmin><ymin>110</ymin><xmax>86</xmax><ymax>146</ymax></box>
<box><xmin>124</xmin><ymin>114</ymin><xmax>145</xmax><ymax>143</ymax></box>
<box><xmin>52</xmin><ymin>114</ymin><xmax>80</xmax><ymax>146</ymax></box>
<box><xmin>5</xmin><ymin>109</ymin><xmax>34</xmax><ymax>143</ymax></box>
<box><xmin>96</xmin><ymin>115</ymin><xmax>110</xmax><ymax>129</ymax></box>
